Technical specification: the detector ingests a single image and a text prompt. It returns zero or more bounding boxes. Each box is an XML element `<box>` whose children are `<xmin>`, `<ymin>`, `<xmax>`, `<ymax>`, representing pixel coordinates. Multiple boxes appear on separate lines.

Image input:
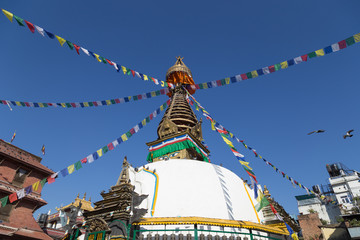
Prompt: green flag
<box><xmin>40</xmin><ymin>178</ymin><xmax>47</xmax><ymax>188</ymax></box>
<box><xmin>255</xmin><ymin>196</ymin><xmax>270</xmax><ymax>212</ymax></box>
<box><xmin>74</xmin><ymin>161</ymin><xmax>82</xmax><ymax>170</ymax></box>
<box><xmin>0</xmin><ymin>196</ymin><xmax>8</xmax><ymax>207</ymax></box>
<box><xmin>14</xmin><ymin>15</ymin><xmax>25</xmax><ymax>26</ymax></box>
<box><xmin>66</xmin><ymin>40</ymin><xmax>74</xmax><ymax>50</ymax></box>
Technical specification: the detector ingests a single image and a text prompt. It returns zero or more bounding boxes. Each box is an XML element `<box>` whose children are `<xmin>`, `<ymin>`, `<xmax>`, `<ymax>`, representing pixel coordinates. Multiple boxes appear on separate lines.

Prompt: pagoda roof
<box><xmin>0</xmin><ymin>139</ymin><xmax>53</xmax><ymax>175</ymax></box>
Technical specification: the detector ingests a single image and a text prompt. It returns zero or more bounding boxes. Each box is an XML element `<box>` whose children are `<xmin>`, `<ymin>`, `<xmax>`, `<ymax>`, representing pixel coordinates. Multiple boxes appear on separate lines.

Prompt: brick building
<box><xmin>0</xmin><ymin>139</ymin><xmax>54</xmax><ymax>239</ymax></box>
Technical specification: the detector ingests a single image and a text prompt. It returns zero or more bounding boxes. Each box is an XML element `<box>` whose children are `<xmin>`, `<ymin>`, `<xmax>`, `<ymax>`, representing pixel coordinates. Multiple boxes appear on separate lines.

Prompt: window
<box><xmin>12</xmin><ymin>168</ymin><xmax>29</xmax><ymax>187</ymax></box>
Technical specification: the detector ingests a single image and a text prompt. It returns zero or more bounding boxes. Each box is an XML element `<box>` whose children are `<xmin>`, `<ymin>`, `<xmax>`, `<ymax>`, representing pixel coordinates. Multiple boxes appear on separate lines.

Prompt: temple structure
<box><xmin>0</xmin><ymin>139</ymin><xmax>53</xmax><ymax>240</ymax></box>
<box><xmin>82</xmin><ymin>57</ymin><xmax>298</xmax><ymax>240</ymax></box>
<box><xmin>39</xmin><ymin>193</ymin><xmax>93</xmax><ymax>239</ymax></box>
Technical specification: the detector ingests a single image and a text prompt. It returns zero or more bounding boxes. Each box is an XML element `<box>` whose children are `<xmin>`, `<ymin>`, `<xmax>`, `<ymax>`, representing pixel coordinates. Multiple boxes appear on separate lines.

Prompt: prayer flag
<box><xmin>280</xmin><ymin>61</ymin><xmax>288</xmax><ymax>69</ymax></box>
<box><xmin>25</xmin><ymin>20</ymin><xmax>35</xmax><ymax>33</ymax></box>
<box><xmin>67</xmin><ymin>164</ymin><xmax>75</xmax><ymax>174</ymax></box>
<box><xmin>0</xmin><ymin>196</ymin><xmax>8</xmax><ymax>207</ymax></box>
<box><xmin>346</xmin><ymin>36</ymin><xmax>355</xmax><ymax>46</ymax></box>
<box><xmin>60</xmin><ymin>168</ymin><xmax>69</xmax><ymax>177</ymax></box>
<box><xmin>255</xmin><ymin>196</ymin><xmax>269</xmax><ymax>211</ymax></box>
<box><xmin>239</xmin><ymin>161</ymin><xmax>252</xmax><ymax>170</ymax></box>
<box><xmin>81</xmin><ymin>47</ymin><xmax>90</xmax><ymax>56</ymax></box>
<box><xmin>10</xmin><ymin>131</ymin><xmax>16</xmax><ymax>143</ymax></box>
<box><xmin>2</xmin><ymin>9</ymin><xmax>13</xmax><ymax>22</ymax></box>
<box><xmin>354</xmin><ymin>33</ymin><xmax>360</xmax><ymax>43</ymax></box>
<box><xmin>97</xmin><ymin>149</ymin><xmax>103</xmax><ymax>157</ymax></box>
<box><xmin>251</xmin><ymin>70</ymin><xmax>258</xmax><ymax>78</ymax></box>
<box><xmin>315</xmin><ymin>49</ymin><xmax>325</xmax><ymax>56</ymax></box>
<box><xmin>338</xmin><ymin>40</ymin><xmax>346</xmax><ymax>49</ymax></box>
<box><xmin>45</xmin><ymin>30</ymin><xmax>55</xmax><ymax>39</ymax></box>
<box><xmin>331</xmin><ymin>43</ymin><xmax>340</xmax><ymax>52</ymax></box>
<box><xmin>35</xmin><ymin>25</ymin><xmax>45</xmax><ymax>36</ymax></box>
<box><xmin>87</xmin><ymin>154</ymin><xmax>94</xmax><ymax>163</ymax></box>
<box><xmin>94</xmin><ymin>53</ymin><xmax>102</xmax><ymax>62</ymax></box>
<box><xmin>32</xmin><ymin>181</ymin><xmax>40</xmax><ymax>191</ymax></box>
<box><xmin>25</xmin><ymin>185</ymin><xmax>32</xmax><ymax>194</ymax></box>
<box><xmin>55</xmin><ymin>35</ymin><xmax>66</xmax><ymax>46</ymax></box>
<box><xmin>17</xmin><ymin>189</ymin><xmax>25</xmax><ymax>199</ymax></box>
<box><xmin>41</xmin><ymin>145</ymin><xmax>45</xmax><ymax>155</ymax></box>
<box><xmin>66</xmin><ymin>40</ymin><xmax>74</xmax><ymax>50</ymax></box>
<box><xmin>14</xmin><ymin>15</ymin><xmax>25</xmax><ymax>26</ymax></box>
<box><xmin>122</xmin><ymin>66</ymin><xmax>127</xmax><ymax>74</ymax></box>
<box><xmin>9</xmin><ymin>192</ymin><xmax>18</xmax><ymax>203</ymax></box>
<box><xmin>40</xmin><ymin>178</ymin><xmax>47</xmax><ymax>187</ymax></box>
<box><xmin>73</xmin><ymin>43</ymin><xmax>80</xmax><ymax>54</ymax></box>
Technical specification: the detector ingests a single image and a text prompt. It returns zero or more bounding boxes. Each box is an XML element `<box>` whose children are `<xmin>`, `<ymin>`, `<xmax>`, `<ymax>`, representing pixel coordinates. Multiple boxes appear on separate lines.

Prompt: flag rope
<box><xmin>0</xmin><ymin>88</ymin><xmax>171</xmax><ymax>109</ymax></box>
<box><xmin>1</xmin><ymin>9</ymin><xmax>173</xmax><ymax>88</ymax></box>
<box><xmin>185</xmin><ymin>88</ymin><xmax>337</xmax><ymax>205</ymax></box>
<box><xmin>0</xmin><ymin>99</ymin><xmax>170</xmax><ymax>208</ymax></box>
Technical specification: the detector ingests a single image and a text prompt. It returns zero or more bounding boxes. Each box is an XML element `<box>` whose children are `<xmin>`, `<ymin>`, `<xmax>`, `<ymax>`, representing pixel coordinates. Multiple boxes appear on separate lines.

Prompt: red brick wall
<box><xmin>8</xmin><ymin>200</ymin><xmax>44</xmax><ymax>231</ymax></box>
<box><xmin>0</xmin><ymin>159</ymin><xmax>17</xmax><ymax>184</ymax></box>
<box><xmin>298</xmin><ymin>213</ymin><xmax>323</xmax><ymax>240</ymax></box>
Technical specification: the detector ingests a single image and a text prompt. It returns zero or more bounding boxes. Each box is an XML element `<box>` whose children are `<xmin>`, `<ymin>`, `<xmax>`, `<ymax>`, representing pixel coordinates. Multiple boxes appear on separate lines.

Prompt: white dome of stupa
<box><xmin>130</xmin><ymin>159</ymin><xmax>264</xmax><ymax>223</ymax></box>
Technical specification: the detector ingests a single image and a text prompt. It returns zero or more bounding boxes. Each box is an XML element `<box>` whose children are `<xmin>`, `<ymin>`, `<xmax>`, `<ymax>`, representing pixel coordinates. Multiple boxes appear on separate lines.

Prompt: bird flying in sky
<box><xmin>307</xmin><ymin>129</ymin><xmax>325</xmax><ymax>135</ymax></box>
<box><xmin>343</xmin><ymin>129</ymin><xmax>354</xmax><ymax>139</ymax></box>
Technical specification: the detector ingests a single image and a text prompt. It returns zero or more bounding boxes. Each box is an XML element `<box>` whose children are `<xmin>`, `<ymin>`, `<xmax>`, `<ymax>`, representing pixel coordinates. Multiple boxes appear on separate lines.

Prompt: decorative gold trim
<box><xmin>133</xmin><ymin>217</ymin><xmax>289</xmax><ymax>235</ymax></box>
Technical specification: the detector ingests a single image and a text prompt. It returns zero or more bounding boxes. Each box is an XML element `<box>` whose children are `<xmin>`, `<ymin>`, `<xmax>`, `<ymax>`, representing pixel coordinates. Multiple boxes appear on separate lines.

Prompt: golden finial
<box><xmin>264</xmin><ymin>185</ymin><xmax>271</xmax><ymax>197</ymax></box>
<box><xmin>76</xmin><ymin>193</ymin><xmax>79</xmax><ymax>199</ymax></box>
<box><xmin>83</xmin><ymin>192</ymin><xmax>86</xmax><ymax>200</ymax></box>
<box><xmin>166</xmin><ymin>56</ymin><xmax>193</xmax><ymax>80</ymax></box>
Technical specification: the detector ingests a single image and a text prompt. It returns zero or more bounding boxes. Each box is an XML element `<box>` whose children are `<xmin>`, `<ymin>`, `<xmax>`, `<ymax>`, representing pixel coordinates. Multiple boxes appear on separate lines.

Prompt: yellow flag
<box><xmin>251</xmin><ymin>71</ymin><xmax>258</xmax><ymax>78</ymax></box>
<box><xmin>94</xmin><ymin>53</ymin><xmax>102</xmax><ymax>62</ymax></box>
<box><xmin>225</xmin><ymin>78</ymin><xmax>230</xmax><ymax>84</ymax></box>
<box><xmin>38</xmin><ymin>103</ymin><xmax>44</xmax><ymax>108</ymax></box>
<box><xmin>354</xmin><ymin>33</ymin><xmax>360</xmax><ymax>43</ymax></box>
<box><xmin>202</xmin><ymin>83</ymin><xmax>208</xmax><ymax>89</ymax></box>
<box><xmin>256</xmin><ymin>189</ymin><xmax>264</xmax><ymax>202</ymax></box>
<box><xmin>229</xmin><ymin>132</ymin><xmax>234</xmax><ymax>138</ymax></box>
<box><xmin>32</xmin><ymin>181</ymin><xmax>40</xmax><ymax>191</ymax></box>
<box><xmin>161</xmin><ymin>81</ymin><xmax>165</xmax><ymax>87</ymax></box>
<box><xmin>239</xmin><ymin>160</ymin><xmax>252</xmax><ymax>170</ymax></box>
<box><xmin>84</xmin><ymin>102</ymin><xmax>89</xmax><ymax>107</ymax></box>
<box><xmin>222</xmin><ymin>136</ymin><xmax>234</xmax><ymax>147</ymax></box>
<box><xmin>67</xmin><ymin>164</ymin><xmax>75</xmax><ymax>174</ymax></box>
<box><xmin>211</xmin><ymin>121</ymin><xmax>215</xmax><ymax>131</ymax></box>
<box><xmin>291</xmin><ymin>233</ymin><xmax>299</xmax><ymax>240</ymax></box>
<box><xmin>106</xmin><ymin>100</ymin><xmax>111</xmax><ymax>105</ymax></box>
<box><xmin>61</xmin><ymin>103</ymin><xmax>66</xmax><ymax>108</ymax></box>
<box><xmin>121</xmin><ymin>134</ymin><xmax>128</xmax><ymax>142</ymax></box>
<box><xmin>142</xmin><ymin>119</ymin><xmax>146</xmax><ymax>126</ymax></box>
<box><xmin>15</xmin><ymin>101</ymin><xmax>21</xmax><ymax>106</ymax></box>
<box><xmin>97</xmin><ymin>149</ymin><xmax>103</xmax><ymax>157</ymax></box>
<box><xmin>280</xmin><ymin>61</ymin><xmax>288</xmax><ymax>69</ymax></box>
<box><xmin>151</xmin><ymin>91</ymin><xmax>156</xmax><ymax>97</ymax></box>
<box><xmin>121</xmin><ymin>66</ymin><xmax>127</xmax><ymax>74</ymax></box>
<box><xmin>160</xmin><ymin>105</ymin><xmax>164</xmax><ymax>111</ymax></box>
<box><xmin>315</xmin><ymin>49</ymin><xmax>325</xmax><ymax>56</ymax></box>
<box><xmin>2</xmin><ymin>9</ymin><xmax>13</xmax><ymax>22</ymax></box>
<box><xmin>55</xmin><ymin>35</ymin><xmax>66</xmax><ymax>46</ymax></box>
<box><xmin>299</xmin><ymin>183</ymin><xmax>302</xmax><ymax>188</ymax></box>
<box><xmin>143</xmin><ymin>75</ymin><xmax>148</xmax><ymax>81</ymax></box>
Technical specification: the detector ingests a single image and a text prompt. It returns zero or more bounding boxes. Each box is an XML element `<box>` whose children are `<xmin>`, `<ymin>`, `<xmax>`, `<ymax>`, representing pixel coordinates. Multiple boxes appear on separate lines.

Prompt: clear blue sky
<box><xmin>1</xmin><ymin>1</ymin><xmax>360</xmax><ymax>218</ymax></box>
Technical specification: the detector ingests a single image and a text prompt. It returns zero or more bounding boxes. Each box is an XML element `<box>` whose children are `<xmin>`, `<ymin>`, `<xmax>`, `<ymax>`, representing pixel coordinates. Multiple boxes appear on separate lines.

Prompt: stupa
<box><xmin>83</xmin><ymin>57</ymin><xmax>294</xmax><ymax>240</ymax></box>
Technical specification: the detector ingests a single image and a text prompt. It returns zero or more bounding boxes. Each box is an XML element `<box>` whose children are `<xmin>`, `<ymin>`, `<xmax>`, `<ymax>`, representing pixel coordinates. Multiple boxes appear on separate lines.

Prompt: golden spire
<box><xmin>83</xmin><ymin>192</ymin><xmax>86</xmax><ymax>200</ymax></box>
<box><xmin>166</xmin><ymin>56</ymin><xmax>192</xmax><ymax>79</ymax></box>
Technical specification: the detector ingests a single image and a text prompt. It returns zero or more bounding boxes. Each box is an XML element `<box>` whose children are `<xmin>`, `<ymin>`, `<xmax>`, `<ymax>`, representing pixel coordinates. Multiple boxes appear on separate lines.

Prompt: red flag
<box><xmin>9</xmin><ymin>192</ymin><xmax>18</xmax><ymax>203</ymax></box>
<box><xmin>107</xmin><ymin>143</ymin><xmax>114</xmax><ymax>151</ymax></box>
<box><xmin>131</xmin><ymin>70</ymin><xmax>135</xmax><ymax>77</ymax></box>
<box><xmin>47</xmin><ymin>176</ymin><xmax>55</xmax><ymax>184</ymax></box>
<box><xmin>301</xmin><ymin>54</ymin><xmax>308</xmax><ymax>62</ymax></box>
<box><xmin>81</xmin><ymin>157</ymin><xmax>87</xmax><ymax>164</ymax></box>
<box><xmin>24</xmin><ymin>20</ymin><xmax>35</xmax><ymax>33</ymax></box>
<box><xmin>338</xmin><ymin>40</ymin><xmax>347</xmax><ymax>49</ymax></box>
<box><xmin>73</xmin><ymin>44</ymin><xmax>80</xmax><ymax>55</ymax></box>
<box><xmin>106</xmin><ymin>59</ymin><xmax>113</xmax><ymax>65</ymax></box>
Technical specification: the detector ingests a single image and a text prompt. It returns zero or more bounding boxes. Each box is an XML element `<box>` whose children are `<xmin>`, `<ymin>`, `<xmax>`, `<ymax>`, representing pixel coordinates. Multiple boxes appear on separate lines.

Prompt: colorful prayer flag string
<box><xmin>185</xmin><ymin>88</ymin><xmax>337</xmax><ymax>205</ymax></box>
<box><xmin>1</xmin><ymin>9</ymin><xmax>173</xmax><ymax>88</ymax></box>
<box><xmin>183</xmin><ymin>32</ymin><xmax>360</xmax><ymax>92</ymax></box>
<box><xmin>0</xmin><ymin>99</ymin><xmax>170</xmax><ymax>208</ymax></box>
<box><xmin>0</xmin><ymin>88</ymin><xmax>170</xmax><ymax>109</ymax></box>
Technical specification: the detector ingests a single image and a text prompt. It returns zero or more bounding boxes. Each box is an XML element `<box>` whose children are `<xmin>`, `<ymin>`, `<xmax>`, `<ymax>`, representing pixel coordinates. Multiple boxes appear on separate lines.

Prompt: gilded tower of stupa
<box><xmin>146</xmin><ymin>57</ymin><xmax>210</xmax><ymax>163</ymax></box>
